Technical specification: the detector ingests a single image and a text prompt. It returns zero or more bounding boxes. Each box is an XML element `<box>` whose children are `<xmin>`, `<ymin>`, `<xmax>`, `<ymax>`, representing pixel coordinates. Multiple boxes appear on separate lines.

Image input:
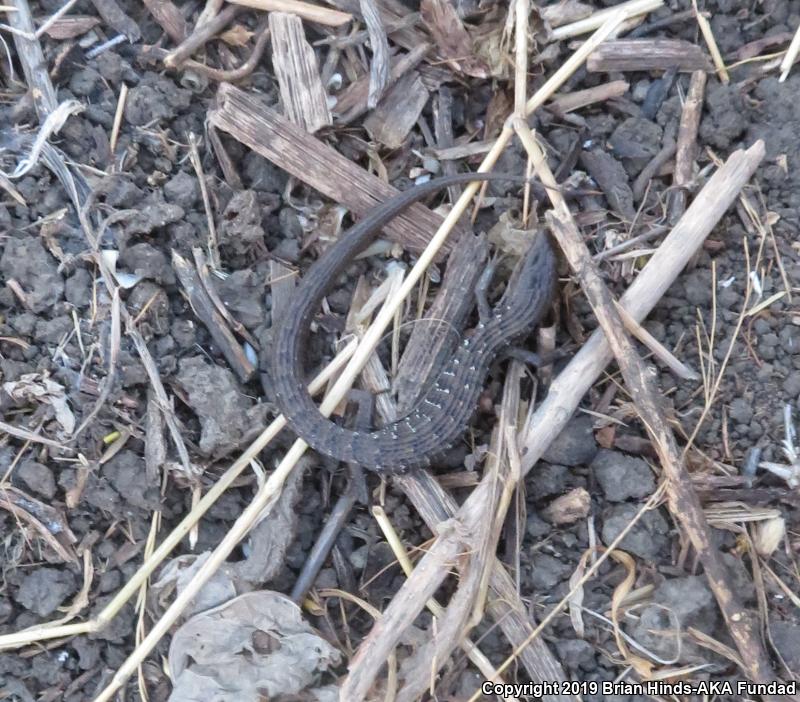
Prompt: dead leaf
<box><xmin>471</xmin><ymin>21</ymin><xmax>509</xmax><ymax>78</ymax></box>
<box><xmin>3</xmin><ymin>372</ymin><xmax>75</xmax><ymax>437</ymax></box>
<box><xmin>568</xmin><ymin>549</ymin><xmax>592</xmax><ymax>637</ymax></box>
<box><xmin>596</xmin><ymin>425</ymin><xmax>616</xmax><ymax>449</ymax></box>
<box><xmin>753</xmin><ymin>516</ymin><xmax>785</xmax><ymax>557</ymax></box>
<box><xmin>219</xmin><ymin>24</ymin><xmax>254</xmax><ymax>46</ymax></box>
<box><xmin>168</xmin><ymin>591</ymin><xmax>341</xmax><ymax>701</ymax></box>
<box><xmin>233</xmin><ymin>457</ymin><xmax>307</xmax><ymax>583</ymax></box>
<box><xmin>0</xmin><ymin>487</ymin><xmax>77</xmax><ymax>562</ymax></box>
<box><xmin>153</xmin><ymin>552</ymin><xmax>238</xmax><ymax>619</ymax></box>
<box><xmin>540</xmin><ymin>0</ymin><xmax>592</xmax><ymax>28</ymax></box>
<box><xmin>608</xmin><ymin>550</ymin><xmax>655</xmax><ymax>678</ymax></box>
<box><xmin>541</xmin><ymin>487</ymin><xmax>590</xmax><ymax>525</ymax></box>
<box><xmin>487</xmin><ymin>212</ymin><xmax>535</xmax><ymax>257</ymax></box>
<box><xmin>484</xmin><ymin>89</ymin><xmax>513</xmax><ymax>139</ymax></box>
<box><xmin>420</xmin><ymin>0</ymin><xmax>490</xmax><ymax>78</ymax></box>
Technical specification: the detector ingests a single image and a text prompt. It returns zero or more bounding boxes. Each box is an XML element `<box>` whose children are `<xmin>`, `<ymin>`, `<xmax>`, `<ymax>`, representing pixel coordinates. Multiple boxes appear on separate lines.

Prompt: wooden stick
<box><xmin>142</xmin><ymin>0</ymin><xmax>188</xmax><ymax>43</ymax></box>
<box><xmin>587</xmin><ymin>38</ymin><xmax>713</xmax><ymax>73</ymax></box>
<box><xmin>163</xmin><ymin>4</ymin><xmax>239</xmax><ymax>67</ymax></box>
<box><xmin>187</xmin><ymin>133</ymin><xmax>220</xmax><ymax>269</ymax></box>
<box><xmin>532</xmin><ymin>152</ymin><xmax>786</xmax><ymax>699</ymax></box>
<box><xmin>632</xmin><ymin>137</ymin><xmax>676</xmax><ymax>202</ymax></box>
<box><xmin>517</xmin><ymin>139</ymin><xmax>764</xmax><ymax>477</ymax></box>
<box><xmin>210</xmin><ymin>83</ymin><xmax>465</xmax><ymax>255</ymax></box>
<box><xmin>146</xmin><ymin>20</ymin><xmax>271</xmax><ymax>83</ymax></box>
<box><xmin>6</xmin><ymin>0</ymin><xmax>57</xmax><ymax>118</ymax></box>
<box><xmin>668</xmin><ymin>69</ymin><xmax>706</xmax><ymax>223</ymax></box>
<box><xmin>779</xmin><ymin>22</ymin><xmax>800</xmax><ymax>81</ymax></box>
<box><xmin>513</xmin><ymin>0</ymin><xmax>528</xmax><ymax>115</ymax></box>
<box><xmin>613</xmin><ymin>301</ymin><xmax>698</xmax><ymax>380</ymax></box>
<box><xmin>269</xmin><ymin>12</ymin><xmax>332</xmax><ymax>133</ymax></box>
<box><xmin>228</xmin><ymin>0</ymin><xmax>351</xmax><ymax>26</ymax></box>
<box><xmin>548</xmin><ymin>79</ymin><xmax>629</xmax><ymax>115</ymax></box>
<box><xmin>693</xmin><ymin>1</ymin><xmax>729</xmax><ymax>83</ymax></box>
<box><xmin>108</xmin><ymin>82</ymin><xmax>128</xmax><ymax>155</ymax></box>
<box><xmin>550</xmin><ymin>0</ymin><xmax>662</xmax><ymax>40</ymax></box>
<box><xmin>172</xmin><ymin>252</ymin><xmax>255</xmax><ymax>382</ymax></box>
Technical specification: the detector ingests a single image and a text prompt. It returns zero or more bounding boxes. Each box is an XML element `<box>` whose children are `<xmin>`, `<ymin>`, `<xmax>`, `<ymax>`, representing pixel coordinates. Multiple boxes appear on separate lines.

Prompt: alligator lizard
<box><xmin>271</xmin><ymin>172</ymin><xmax>557</xmax><ymax>473</ymax></box>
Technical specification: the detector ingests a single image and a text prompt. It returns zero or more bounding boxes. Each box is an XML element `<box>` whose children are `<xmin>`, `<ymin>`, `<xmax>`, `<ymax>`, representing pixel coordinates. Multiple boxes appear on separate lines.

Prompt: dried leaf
<box><xmin>168</xmin><ymin>591</ymin><xmax>341</xmax><ymax>701</ymax></box>
<box><xmin>753</xmin><ymin>516</ymin><xmax>785</xmax><ymax>557</ymax></box>
<box><xmin>541</xmin><ymin>487</ymin><xmax>590</xmax><ymax>525</ymax></box>
<box><xmin>596</xmin><ymin>425</ymin><xmax>616</xmax><ymax>449</ymax></box>
<box><xmin>487</xmin><ymin>211</ymin><xmax>534</xmax><ymax>257</ymax></box>
<box><xmin>219</xmin><ymin>24</ymin><xmax>254</xmax><ymax>46</ymax></box>
<box><xmin>0</xmin><ymin>487</ymin><xmax>77</xmax><ymax>562</ymax></box>
<box><xmin>3</xmin><ymin>372</ymin><xmax>75</xmax><ymax>437</ymax></box>
<box><xmin>484</xmin><ymin>89</ymin><xmax>513</xmax><ymax>139</ymax></box>
<box><xmin>608</xmin><ymin>550</ymin><xmax>655</xmax><ymax>678</ymax></box>
<box><xmin>568</xmin><ymin>549</ymin><xmax>592</xmax><ymax>637</ymax></box>
<box><xmin>540</xmin><ymin>0</ymin><xmax>592</xmax><ymax>28</ymax></box>
<box><xmin>420</xmin><ymin>0</ymin><xmax>490</xmax><ymax>78</ymax></box>
<box><xmin>233</xmin><ymin>456</ymin><xmax>307</xmax><ymax>583</ymax></box>
<box><xmin>153</xmin><ymin>552</ymin><xmax>237</xmax><ymax>619</ymax></box>
<box><xmin>471</xmin><ymin>22</ymin><xmax>511</xmax><ymax>79</ymax></box>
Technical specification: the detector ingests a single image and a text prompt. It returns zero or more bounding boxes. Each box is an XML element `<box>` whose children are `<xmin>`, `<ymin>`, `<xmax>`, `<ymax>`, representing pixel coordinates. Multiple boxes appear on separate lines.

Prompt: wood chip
<box><xmin>333</xmin><ymin>43</ymin><xmax>430</xmax><ymax>124</ymax></box>
<box><xmin>548</xmin><ymin>79</ymin><xmax>629</xmax><ymax>114</ymax></box>
<box><xmin>540</xmin><ymin>0</ymin><xmax>592</xmax><ymax>29</ymax></box>
<box><xmin>38</xmin><ymin>15</ymin><xmax>101</xmax><ymax>38</ymax></box>
<box><xmin>587</xmin><ymin>39</ymin><xmax>713</xmax><ymax>73</ymax></box>
<box><xmin>141</xmin><ymin>0</ymin><xmax>188</xmax><ymax>43</ymax></box>
<box><xmin>90</xmin><ymin>0</ymin><xmax>141</xmax><ymax>42</ymax></box>
<box><xmin>579</xmin><ymin>149</ymin><xmax>636</xmax><ymax>221</ymax></box>
<box><xmin>269</xmin><ymin>12</ymin><xmax>332</xmax><ymax>133</ymax></box>
<box><xmin>420</xmin><ymin>0</ymin><xmax>489</xmax><ymax>78</ymax></box>
<box><xmin>359</xmin><ymin>0</ymin><xmax>390</xmax><ymax>108</ymax></box>
<box><xmin>172</xmin><ymin>251</ymin><xmax>255</xmax><ymax>382</ymax></box>
<box><xmin>210</xmin><ymin>83</ymin><xmax>465</xmax><ymax>255</ymax></box>
<box><xmin>363</xmin><ymin>70</ymin><xmax>428</xmax><ymax>148</ymax></box>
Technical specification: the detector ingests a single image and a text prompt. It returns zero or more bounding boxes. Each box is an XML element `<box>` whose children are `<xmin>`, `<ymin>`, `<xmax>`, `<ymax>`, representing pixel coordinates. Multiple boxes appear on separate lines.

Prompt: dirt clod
<box><xmin>13</xmin><ymin>567</ymin><xmax>75</xmax><ymax>617</ymax></box>
<box><xmin>591</xmin><ymin>449</ymin><xmax>655</xmax><ymax>501</ymax></box>
<box><xmin>601</xmin><ymin>503</ymin><xmax>669</xmax><ymax>560</ymax></box>
<box><xmin>542</xmin><ymin>414</ymin><xmax>598</xmax><ymax>466</ymax></box>
<box><xmin>16</xmin><ymin>460</ymin><xmax>56</xmax><ymax>499</ymax></box>
<box><xmin>175</xmin><ymin>356</ymin><xmax>254</xmax><ymax>455</ymax></box>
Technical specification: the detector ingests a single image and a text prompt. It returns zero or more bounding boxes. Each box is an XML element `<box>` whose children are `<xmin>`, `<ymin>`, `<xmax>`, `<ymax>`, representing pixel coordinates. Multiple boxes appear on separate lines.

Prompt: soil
<box><xmin>1</xmin><ymin>0</ymin><xmax>800</xmax><ymax>700</ymax></box>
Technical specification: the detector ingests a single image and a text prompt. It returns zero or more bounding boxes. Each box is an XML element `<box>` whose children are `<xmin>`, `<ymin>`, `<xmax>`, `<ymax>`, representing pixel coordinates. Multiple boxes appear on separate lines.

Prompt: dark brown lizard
<box><xmin>271</xmin><ymin>172</ymin><xmax>557</xmax><ymax>473</ymax></box>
